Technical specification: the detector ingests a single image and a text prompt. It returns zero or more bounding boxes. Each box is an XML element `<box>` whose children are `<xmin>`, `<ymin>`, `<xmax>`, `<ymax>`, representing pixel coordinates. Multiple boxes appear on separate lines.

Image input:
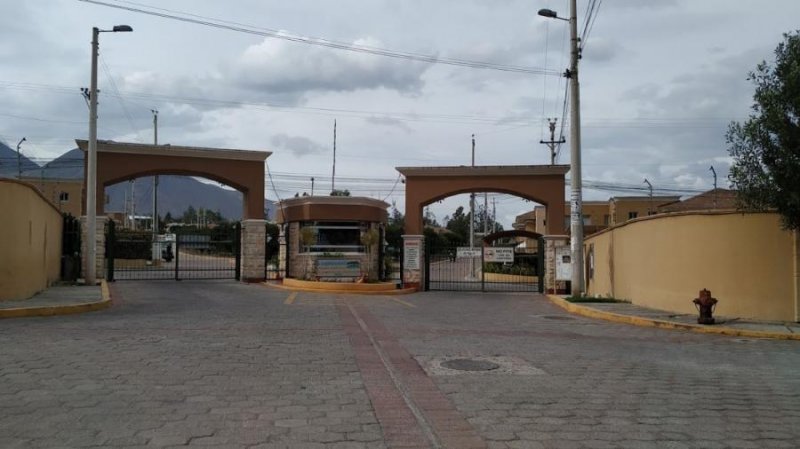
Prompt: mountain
<box><xmin>19</xmin><ymin>148</ymin><xmax>276</xmax><ymax>220</ymax></box>
<box><xmin>0</xmin><ymin>140</ymin><xmax>40</xmax><ymax>177</ymax></box>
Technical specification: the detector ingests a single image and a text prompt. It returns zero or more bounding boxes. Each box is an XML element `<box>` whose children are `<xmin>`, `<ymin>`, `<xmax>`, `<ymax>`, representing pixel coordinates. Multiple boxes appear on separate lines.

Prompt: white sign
<box><xmin>484</xmin><ymin>247</ymin><xmax>514</xmax><ymax>263</ymax></box>
<box><xmin>457</xmin><ymin>247</ymin><xmax>481</xmax><ymax>258</ymax></box>
<box><xmin>403</xmin><ymin>240</ymin><xmax>421</xmax><ymax>270</ymax></box>
<box><xmin>555</xmin><ymin>246</ymin><xmax>572</xmax><ymax>281</ymax></box>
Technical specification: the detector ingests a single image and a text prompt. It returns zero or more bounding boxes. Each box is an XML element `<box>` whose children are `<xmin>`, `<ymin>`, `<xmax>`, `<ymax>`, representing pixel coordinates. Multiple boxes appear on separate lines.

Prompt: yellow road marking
<box><xmin>389</xmin><ymin>297</ymin><xmax>415</xmax><ymax>308</ymax></box>
<box><xmin>284</xmin><ymin>292</ymin><xmax>298</xmax><ymax>305</ymax></box>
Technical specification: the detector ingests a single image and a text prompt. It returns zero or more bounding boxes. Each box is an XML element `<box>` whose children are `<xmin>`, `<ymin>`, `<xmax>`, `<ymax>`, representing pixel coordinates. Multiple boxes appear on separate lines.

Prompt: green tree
<box><xmin>444</xmin><ymin>206</ymin><xmax>470</xmax><ymax>243</ymax></box>
<box><xmin>385</xmin><ymin>204</ymin><xmax>404</xmax><ymax>249</ymax></box>
<box><xmin>727</xmin><ymin>31</ymin><xmax>800</xmax><ymax>230</ymax></box>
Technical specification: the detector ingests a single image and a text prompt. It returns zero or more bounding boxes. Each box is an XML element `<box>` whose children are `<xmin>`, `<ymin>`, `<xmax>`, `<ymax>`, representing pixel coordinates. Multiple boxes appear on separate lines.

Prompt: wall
<box><xmin>586</xmin><ymin>212</ymin><xmax>799</xmax><ymax>322</ymax></box>
<box><xmin>0</xmin><ymin>179</ymin><xmax>64</xmax><ymax>301</ymax></box>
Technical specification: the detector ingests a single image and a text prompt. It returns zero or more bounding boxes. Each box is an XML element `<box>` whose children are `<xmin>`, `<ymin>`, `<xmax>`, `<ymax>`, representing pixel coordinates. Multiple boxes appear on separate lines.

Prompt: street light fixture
<box><xmin>85</xmin><ymin>24</ymin><xmax>133</xmax><ymax>287</ymax></box>
<box><xmin>538</xmin><ymin>0</ymin><xmax>585</xmax><ymax>295</ymax></box>
<box><xmin>16</xmin><ymin>137</ymin><xmax>26</xmax><ymax>179</ymax></box>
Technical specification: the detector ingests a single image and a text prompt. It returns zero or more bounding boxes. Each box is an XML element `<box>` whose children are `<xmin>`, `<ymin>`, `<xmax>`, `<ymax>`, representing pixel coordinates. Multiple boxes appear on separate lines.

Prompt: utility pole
<box><xmin>644</xmin><ymin>178</ymin><xmax>653</xmax><ymax>215</ymax></box>
<box><xmin>539</xmin><ymin>118</ymin><xmax>564</xmax><ymax>165</ymax></box>
<box><xmin>331</xmin><ymin>120</ymin><xmax>337</xmax><ymax>194</ymax></box>
<box><xmin>311</xmin><ymin>177</ymin><xmax>315</xmax><ymax>196</ymax></box>
<box><xmin>492</xmin><ymin>197</ymin><xmax>497</xmax><ymax>234</ymax></box>
<box><xmin>469</xmin><ymin>134</ymin><xmax>475</xmax><ymax>249</ymax></box>
<box><xmin>152</xmin><ymin>109</ymin><xmax>159</xmax><ymax>237</ymax></box>
<box><xmin>483</xmin><ymin>192</ymin><xmax>488</xmax><ymax>237</ymax></box>
<box><xmin>16</xmin><ymin>137</ymin><xmax>26</xmax><ymax>179</ymax></box>
<box><xmin>709</xmin><ymin>165</ymin><xmax>717</xmax><ymax>208</ymax></box>
<box><xmin>130</xmin><ymin>179</ymin><xmax>136</xmax><ymax>230</ymax></box>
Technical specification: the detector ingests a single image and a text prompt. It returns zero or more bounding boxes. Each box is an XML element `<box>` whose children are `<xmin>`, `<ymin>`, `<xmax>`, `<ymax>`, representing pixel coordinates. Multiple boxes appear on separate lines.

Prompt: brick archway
<box><xmin>396</xmin><ymin>165</ymin><xmax>568</xmax><ymax>235</ymax></box>
<box><xmin>77</xmin><ymin>140</ymin><xmax>270</xmax><ymax>219</ymax></box>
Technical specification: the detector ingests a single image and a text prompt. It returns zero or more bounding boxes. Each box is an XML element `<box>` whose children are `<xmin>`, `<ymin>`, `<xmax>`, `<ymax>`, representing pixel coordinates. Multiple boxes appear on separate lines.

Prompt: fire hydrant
<box><xmin>693</xmin><ymin>289</ymin><xmax>718</xmax><ymax>325</ymax></box>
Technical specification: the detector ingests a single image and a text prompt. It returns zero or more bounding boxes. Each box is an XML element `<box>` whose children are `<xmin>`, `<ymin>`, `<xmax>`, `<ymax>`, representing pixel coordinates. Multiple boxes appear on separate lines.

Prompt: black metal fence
<box><xmin>107</xmin><ymin>221</ymin><xmax>241</xmax><ymax>281</ymax></box>
<box><xmin>425</xmin><ymin>243</ymin><xmax>541</xmax><ymax>293</ymax></box>
<box><xmin>61</xmin><ymin>214</ymin><xmax>81</xmax><ymax>282</ymax></box>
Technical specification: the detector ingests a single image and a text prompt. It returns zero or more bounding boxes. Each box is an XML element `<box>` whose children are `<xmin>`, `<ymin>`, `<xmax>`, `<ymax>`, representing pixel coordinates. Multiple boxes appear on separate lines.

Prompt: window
<box><xmin>628</xmin><ymin>211</ymin><xmax>638</xmax><ymax>220</ymax></box>
<box><xmin>603</xmin><ymin>214</ymin><xmax>610</xmax><ymax>226</ymax></box>
<box><xmin>59</xmin><ymin>192</ymin><xmax>69</xmax><ymax>203</ymax></box>
<box><xmin>583</xmin><ymin>214</ymin><xmax>591</xmax><ymax>226</ymax></box>
<box><xmin>300</xmin><ymin>221</ymin><xmax>365</xmax><ymax>253</ymax></box>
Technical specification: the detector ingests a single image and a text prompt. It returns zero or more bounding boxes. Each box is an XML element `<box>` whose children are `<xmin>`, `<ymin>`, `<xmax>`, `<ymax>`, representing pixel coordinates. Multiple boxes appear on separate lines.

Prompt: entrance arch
<box><xmin>77</xmin><ymin>140</ymin><xmax>270</xmax><ymax>219</ymax></box>
<box><xmin>397</xmin><ymin>165</ymin><xmax>568</xmax><ymax>235</ymax></box>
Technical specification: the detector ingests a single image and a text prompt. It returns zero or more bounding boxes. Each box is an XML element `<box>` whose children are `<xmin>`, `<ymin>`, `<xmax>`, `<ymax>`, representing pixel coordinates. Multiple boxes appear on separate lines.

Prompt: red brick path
<box><xmin>338</xmin><ymin>302</ymin><xmax>487</xmax><ymax>449</ymax></box>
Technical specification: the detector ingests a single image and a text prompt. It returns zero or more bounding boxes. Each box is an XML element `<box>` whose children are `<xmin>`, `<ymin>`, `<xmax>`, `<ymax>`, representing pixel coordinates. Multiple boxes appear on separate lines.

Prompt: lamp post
<box><xmin>86</xmin><ymin>24</ymin><xmax>133</xmax><ymax>287</ymax></box>
<box><xmin>538</xmin><ymin>0</ymin><xmax>584</xmax><ymax>295</ymax></box>
<box><xmin>16</xmin><ymin>137</ymin><xmax>26</xmax><ymax>179</ymax></box>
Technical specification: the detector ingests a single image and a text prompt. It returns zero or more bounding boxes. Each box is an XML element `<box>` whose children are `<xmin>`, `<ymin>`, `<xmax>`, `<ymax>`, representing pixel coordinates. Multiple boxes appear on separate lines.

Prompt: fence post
<box><xmin>481</xmin><ymin>245</ymin><xmax>485</xmax><ymax>292</ymax></box>
<box><xmin>423</xmin><ymin>241</ymin><xmax>430</xmax><ymax>291</ymax></box>
<box><xmin>234</xmin><ymin>222</ymin><xmax>242</xmax><ymax>281</ymax></box>
<box><xmin>174</xmin><ymin>231</ymin><xmax>180</xmax><ymax>281</ymax></box>
<box><xmin>106</xmin><ymin>220</ymin><xmax>115</xmax><ymax>282</ymax></box>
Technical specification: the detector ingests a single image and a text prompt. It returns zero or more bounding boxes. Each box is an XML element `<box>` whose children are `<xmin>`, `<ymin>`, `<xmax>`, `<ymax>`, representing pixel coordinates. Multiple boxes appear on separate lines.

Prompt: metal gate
<box><xmin>107</xmin><ymin>221</ymin><xmax>241</xmax><ymax>281</ymax></box>
<box><xmin>424</xmin><ymin>240</ymin><xmax>543</xmax><ymax>293</ymax></box>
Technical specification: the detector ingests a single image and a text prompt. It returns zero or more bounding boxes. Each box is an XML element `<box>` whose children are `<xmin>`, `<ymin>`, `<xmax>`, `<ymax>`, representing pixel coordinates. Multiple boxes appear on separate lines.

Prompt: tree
<box><xmin>330</xmin><ymin>189</ymin><xmax>351</xmax><ymax>196</ymax></box>
<box><xmin>727</xmin><ymin>31</ymin><xmax>800</xmax><ymax>230</ymax></box>
<box><xmin>385</xmin><ymin>203</ymin><xmax>404</xmax><ymax>249</ymax></box>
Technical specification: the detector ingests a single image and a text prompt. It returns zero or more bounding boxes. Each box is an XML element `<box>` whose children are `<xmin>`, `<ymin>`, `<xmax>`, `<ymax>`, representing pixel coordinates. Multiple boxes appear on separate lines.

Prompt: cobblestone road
<box><xmin>0</xmin><ymin>282</ymin><xmax>798</xmax><ymax>448</ymax></box>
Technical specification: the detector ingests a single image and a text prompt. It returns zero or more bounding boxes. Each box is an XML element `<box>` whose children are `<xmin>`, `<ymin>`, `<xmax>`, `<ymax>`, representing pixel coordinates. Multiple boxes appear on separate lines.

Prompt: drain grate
<box><xmin>440</xmin><ymin>358</ymin><xmax>500</xmax><ymax>372</ymax></box>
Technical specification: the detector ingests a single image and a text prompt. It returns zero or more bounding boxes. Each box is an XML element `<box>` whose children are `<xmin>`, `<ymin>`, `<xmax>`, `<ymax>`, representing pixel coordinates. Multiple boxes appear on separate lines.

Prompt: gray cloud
<box><xmin>364</xmin><ymin>116</ymin><xmax>412</xmax><ymax>132</ymax></box>
<box><xmin>271</xmin><ymin>133</ymin><xmax>326</xmax><ymax>157</ymax></box>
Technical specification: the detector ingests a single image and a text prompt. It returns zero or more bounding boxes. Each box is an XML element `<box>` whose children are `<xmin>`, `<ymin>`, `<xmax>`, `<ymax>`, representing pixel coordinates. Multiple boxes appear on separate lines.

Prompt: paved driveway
<box><xmin>1</xmin><ymin>282</ymin><xmax>798</xmax><ymax>448</ymax></box>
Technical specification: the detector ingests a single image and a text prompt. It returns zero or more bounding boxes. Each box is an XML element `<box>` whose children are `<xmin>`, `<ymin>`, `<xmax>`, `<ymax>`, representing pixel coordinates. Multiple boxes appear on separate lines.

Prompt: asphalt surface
<box><xmin>1</xmin><ymin>281</ymin><xmax>798</xmax><ymax>448</ymax></box>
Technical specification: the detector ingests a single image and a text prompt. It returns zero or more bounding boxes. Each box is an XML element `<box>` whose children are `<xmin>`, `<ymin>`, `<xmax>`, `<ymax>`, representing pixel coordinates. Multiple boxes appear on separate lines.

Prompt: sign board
<box><xmin>555</xmin><ymin>246</ymin><xmax>572</xmax><ymax>281</ymax></box>
<box><xmin>484</xmin><ymin>247</ymin><xmax>514</xmax><ymax>263</ymax></box>
<box><xmin>403</xmin><ymin>240</ymin><xmax>421</xmax><ymax>270</ymax></box>
<box><xmin>457</xmin><ymin>247</ymin><xmax>481</xmax><ymax>258</ymax></box>
<box><xmin>317</xmin><ymin>259</ymin><xmax>361</xmax><ymax>278</ymax></box>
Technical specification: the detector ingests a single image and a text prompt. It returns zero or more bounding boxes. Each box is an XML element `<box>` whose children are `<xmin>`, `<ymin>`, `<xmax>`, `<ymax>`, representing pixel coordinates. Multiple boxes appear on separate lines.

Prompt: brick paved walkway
<box><xmin>0</xmin><ymin>282</ymin><xmax>798</xmax><ymax>448</ymax></box>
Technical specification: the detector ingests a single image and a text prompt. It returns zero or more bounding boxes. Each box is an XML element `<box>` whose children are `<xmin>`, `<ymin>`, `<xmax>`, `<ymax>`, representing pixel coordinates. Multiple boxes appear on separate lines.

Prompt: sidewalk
<box><xmin>0</xmin><ymin>282</ymin><xmax>110</xmax><ymax>318</ymax></box>
<box><xmin>548</xmin><ymin>295</ymin><xmax>800</xmax><ymax>340</ymax></box>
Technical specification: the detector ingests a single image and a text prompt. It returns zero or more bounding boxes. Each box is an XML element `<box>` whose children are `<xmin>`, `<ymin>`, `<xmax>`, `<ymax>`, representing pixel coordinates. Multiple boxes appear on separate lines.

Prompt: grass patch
<box><xmin>566</xmin><ymin>296</ymin><xmax>630</xmax><ymax>303</ymax></box>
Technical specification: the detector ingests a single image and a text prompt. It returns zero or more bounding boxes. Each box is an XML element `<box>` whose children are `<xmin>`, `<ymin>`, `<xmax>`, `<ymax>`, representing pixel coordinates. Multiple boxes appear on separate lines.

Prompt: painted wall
<box><xmin>18</xmin><ymin>178</ymin><xmax>83</xmax><ymax>217</ymax></box>
<box><xmin>0</xmin><ymin>179</ymin><xmax>64</xmax><ymax>301</ymax></box>
<box><xmin>585</xmin><ymin>212</ymin><xmax>799</xmax><ymax>322</ymax></box>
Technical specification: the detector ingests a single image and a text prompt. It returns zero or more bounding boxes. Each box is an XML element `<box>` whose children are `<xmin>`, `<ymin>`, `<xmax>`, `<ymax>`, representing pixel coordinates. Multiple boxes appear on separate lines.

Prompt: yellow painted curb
<box><xmin>546</xmin><ymin>295</ymin><xmax>800</xmax><ymax>341</ymax></box>
<box><xmin>0</xmin><ymin>281</ymin><xmax>112</xmax><ymax>319</ymax></box>
<box><xmin>262</xmin><ymin>281</ymin><xmax>417</xmax><ymax>296</ymax></box>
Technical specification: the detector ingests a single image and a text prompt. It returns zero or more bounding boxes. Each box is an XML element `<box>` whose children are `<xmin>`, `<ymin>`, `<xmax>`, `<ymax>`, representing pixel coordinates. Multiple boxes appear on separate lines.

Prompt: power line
<box><xmin>76</xmin><ymin>0</ymin><xmax>561</xmax><ymax>76</ymax></box>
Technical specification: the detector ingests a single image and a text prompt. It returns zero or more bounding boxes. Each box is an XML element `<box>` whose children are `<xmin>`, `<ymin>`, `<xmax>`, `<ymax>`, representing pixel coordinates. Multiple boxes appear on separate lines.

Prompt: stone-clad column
<box><xmin>402</xmin><ymin>234</ymin><xmax>424</xmax><ymax>291</ymax></box>
<box><xmin>81</xmin><ymin>216</ymin><xmax>107</xmax><ymax>282</ymax></box>
<box><xmin>240</xmin><ymin>219</ymin><xmax>267</xmax><ymax>282</ymax></box>
<box><xmin>542</xmin><ymin>235</ymin><xmax>570</xmax><ymax>294</ymax></box>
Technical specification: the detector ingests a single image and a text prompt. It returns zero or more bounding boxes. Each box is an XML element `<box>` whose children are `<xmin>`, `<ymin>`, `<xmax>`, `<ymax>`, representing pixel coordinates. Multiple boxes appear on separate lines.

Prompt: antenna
<box><xmin>331</xmin><ymin>120</ymin><xmax>337</xmax><ymax>194</ymax></box>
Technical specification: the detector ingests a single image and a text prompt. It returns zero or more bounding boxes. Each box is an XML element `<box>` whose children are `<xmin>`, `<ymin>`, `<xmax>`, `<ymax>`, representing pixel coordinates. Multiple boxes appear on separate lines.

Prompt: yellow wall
<box><xmin>0</xmin><ymin>179</ymin><xmax>64</xmax><ymax>301</ymax></box>
<box><xmin>586</xmin><ymin>212</ymin><xmax>798</xmax><ymax>322</ymax></box>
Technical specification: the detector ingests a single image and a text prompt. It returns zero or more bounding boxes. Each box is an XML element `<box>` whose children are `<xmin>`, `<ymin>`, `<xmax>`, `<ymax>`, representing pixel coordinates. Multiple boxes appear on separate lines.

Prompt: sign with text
<box><xmin>484</xmin><ymin>247</ymin><xmax>514</xmax><ymax>263</ymax></box>
<box><xmin>403</xmin><ymin>240</ymin><xmax>421</xmax><ymax>270</ymax></box>
<box><xmin>457</xmin><ymin>247</ymin><xmax>481</xmax><ymax>258</ymax></box>
<box><xmin>555</xmin><ymin>246</ymin><xmax>572</xmax><ymax>281</ymax></box>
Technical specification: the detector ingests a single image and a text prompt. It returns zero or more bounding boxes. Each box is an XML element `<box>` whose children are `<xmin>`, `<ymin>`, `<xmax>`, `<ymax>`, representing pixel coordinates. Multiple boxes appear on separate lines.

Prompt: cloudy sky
<box><xmin>2</xmin><ymin>0</ymin><xmax>798</xmax><ymax>226</ymax></box>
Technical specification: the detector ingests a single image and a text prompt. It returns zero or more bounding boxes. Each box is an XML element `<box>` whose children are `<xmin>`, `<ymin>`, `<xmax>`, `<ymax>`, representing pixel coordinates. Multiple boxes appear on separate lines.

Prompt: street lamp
<box><xmin>538</xmin><ymin>0</ymin><xmax>585</xmax><ymax>295</ymax></box>
<box><xmin>85</xmin><ymin>24</ymin><xmax>133</xmax><ymax>287</ymax></box>
<box><xmin>16</xmin><ymin>137</ymin><xmax>26</xmax><ymax>179</ymax></box>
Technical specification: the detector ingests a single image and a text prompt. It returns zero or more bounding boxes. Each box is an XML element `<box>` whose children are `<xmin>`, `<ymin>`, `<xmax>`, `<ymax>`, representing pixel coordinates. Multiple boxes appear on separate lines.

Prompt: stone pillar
<box><xmin>278</xmin><ymin>224</ymin><xmax>287</xmax><ymax>280</ymax></box>
<box><xmin>240</xmin><ymin>219</ymin><xmax>267</xmax><ymax>282</ymax></box>
<box><xmin>81</xmin><ymin>216</ymin><xmax>107</xmax><ymax>282</ymax></box>
<box><xmin>402</xmin><ymin>234</ymin><xmax>424</xmax><ymax>291</ymax></box>
<box><xmin>542</xmin><ymin>235</ymin><xmax>570</xmax><ymax>295</ymax></box>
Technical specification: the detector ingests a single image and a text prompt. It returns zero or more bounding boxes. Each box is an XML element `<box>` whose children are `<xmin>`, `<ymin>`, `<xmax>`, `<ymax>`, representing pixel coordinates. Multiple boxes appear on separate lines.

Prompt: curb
<box><xmin>546</xmin><ymin>295</ymin><xmax>800</xmax><ymax>341</ymax></box>
<box><xmin>262</xmin><ymin>282</ymin><xmax>418</xmax><ymax>296</ymax></box>
<box><xmin>0</xmin><ymin>281</ymin><xmax>112</xmax><ymax>319</ymax></box>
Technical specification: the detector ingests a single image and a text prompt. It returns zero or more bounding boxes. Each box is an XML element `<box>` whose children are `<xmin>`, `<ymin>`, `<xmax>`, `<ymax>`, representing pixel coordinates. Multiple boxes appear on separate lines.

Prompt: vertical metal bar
<box><xmin>234</xmin><ymin>222</ymin><xmax>241</xmax><ymax>281</ymax></box>
<box><xmin>424</xmin><ymin>241</ymin><xmax>430</xmax><ymax>291</ymax></box>
<box><xmin>106</xmin><ymin>220</ymin><xmax>115</xmax><ymax>282</ymax></box>
<box><xmin>174</xmin><ymin>231</ymin><xmax>180</xmax><ymax>281</ymax></box>
<box><xmin>481</xmin><ymin>245</ymin><xmax>485</xmax><ymax>292</ymax></box>
<box><xmin>538</xmin><ymin>237</ymin><xmax>545</xmax><ymax>294</ymax></box>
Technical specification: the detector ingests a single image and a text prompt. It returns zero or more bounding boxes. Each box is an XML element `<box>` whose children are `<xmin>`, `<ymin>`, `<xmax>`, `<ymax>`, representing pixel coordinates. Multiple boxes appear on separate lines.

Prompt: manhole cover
<box><xmin>440</xmin><ymin>358</ymin><xmax>500</xmax><ymax>372</ymax></box>
<box><xmin>542</xmin><ymin>315</ymin><xmax>574</xmax><ymax>320</ymax></box>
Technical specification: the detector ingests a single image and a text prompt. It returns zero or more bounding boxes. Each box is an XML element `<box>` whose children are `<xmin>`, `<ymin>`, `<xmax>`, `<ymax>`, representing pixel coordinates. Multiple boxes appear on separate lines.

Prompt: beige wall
<box><xmin>0</xmin><ymin>179</ymin><xmax>64</xmax><ymax>301</ymax></box>
<box><xmin>586</xmin><ymin>212</ymin><xmax>799</xmax><ymax>322</ymax></box>
<box><xmin>19</xmin><ymin>178</ymin><xmax>83</xmax><ymax>217</ymax></box>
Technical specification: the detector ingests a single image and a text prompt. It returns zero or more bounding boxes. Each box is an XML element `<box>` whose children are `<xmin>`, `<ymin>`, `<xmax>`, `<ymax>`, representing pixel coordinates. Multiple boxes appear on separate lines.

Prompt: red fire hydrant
<box><xmin>693</xmin><ymin>289</ymin><xmax>718</xmax><ymax>325</ymax></box>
